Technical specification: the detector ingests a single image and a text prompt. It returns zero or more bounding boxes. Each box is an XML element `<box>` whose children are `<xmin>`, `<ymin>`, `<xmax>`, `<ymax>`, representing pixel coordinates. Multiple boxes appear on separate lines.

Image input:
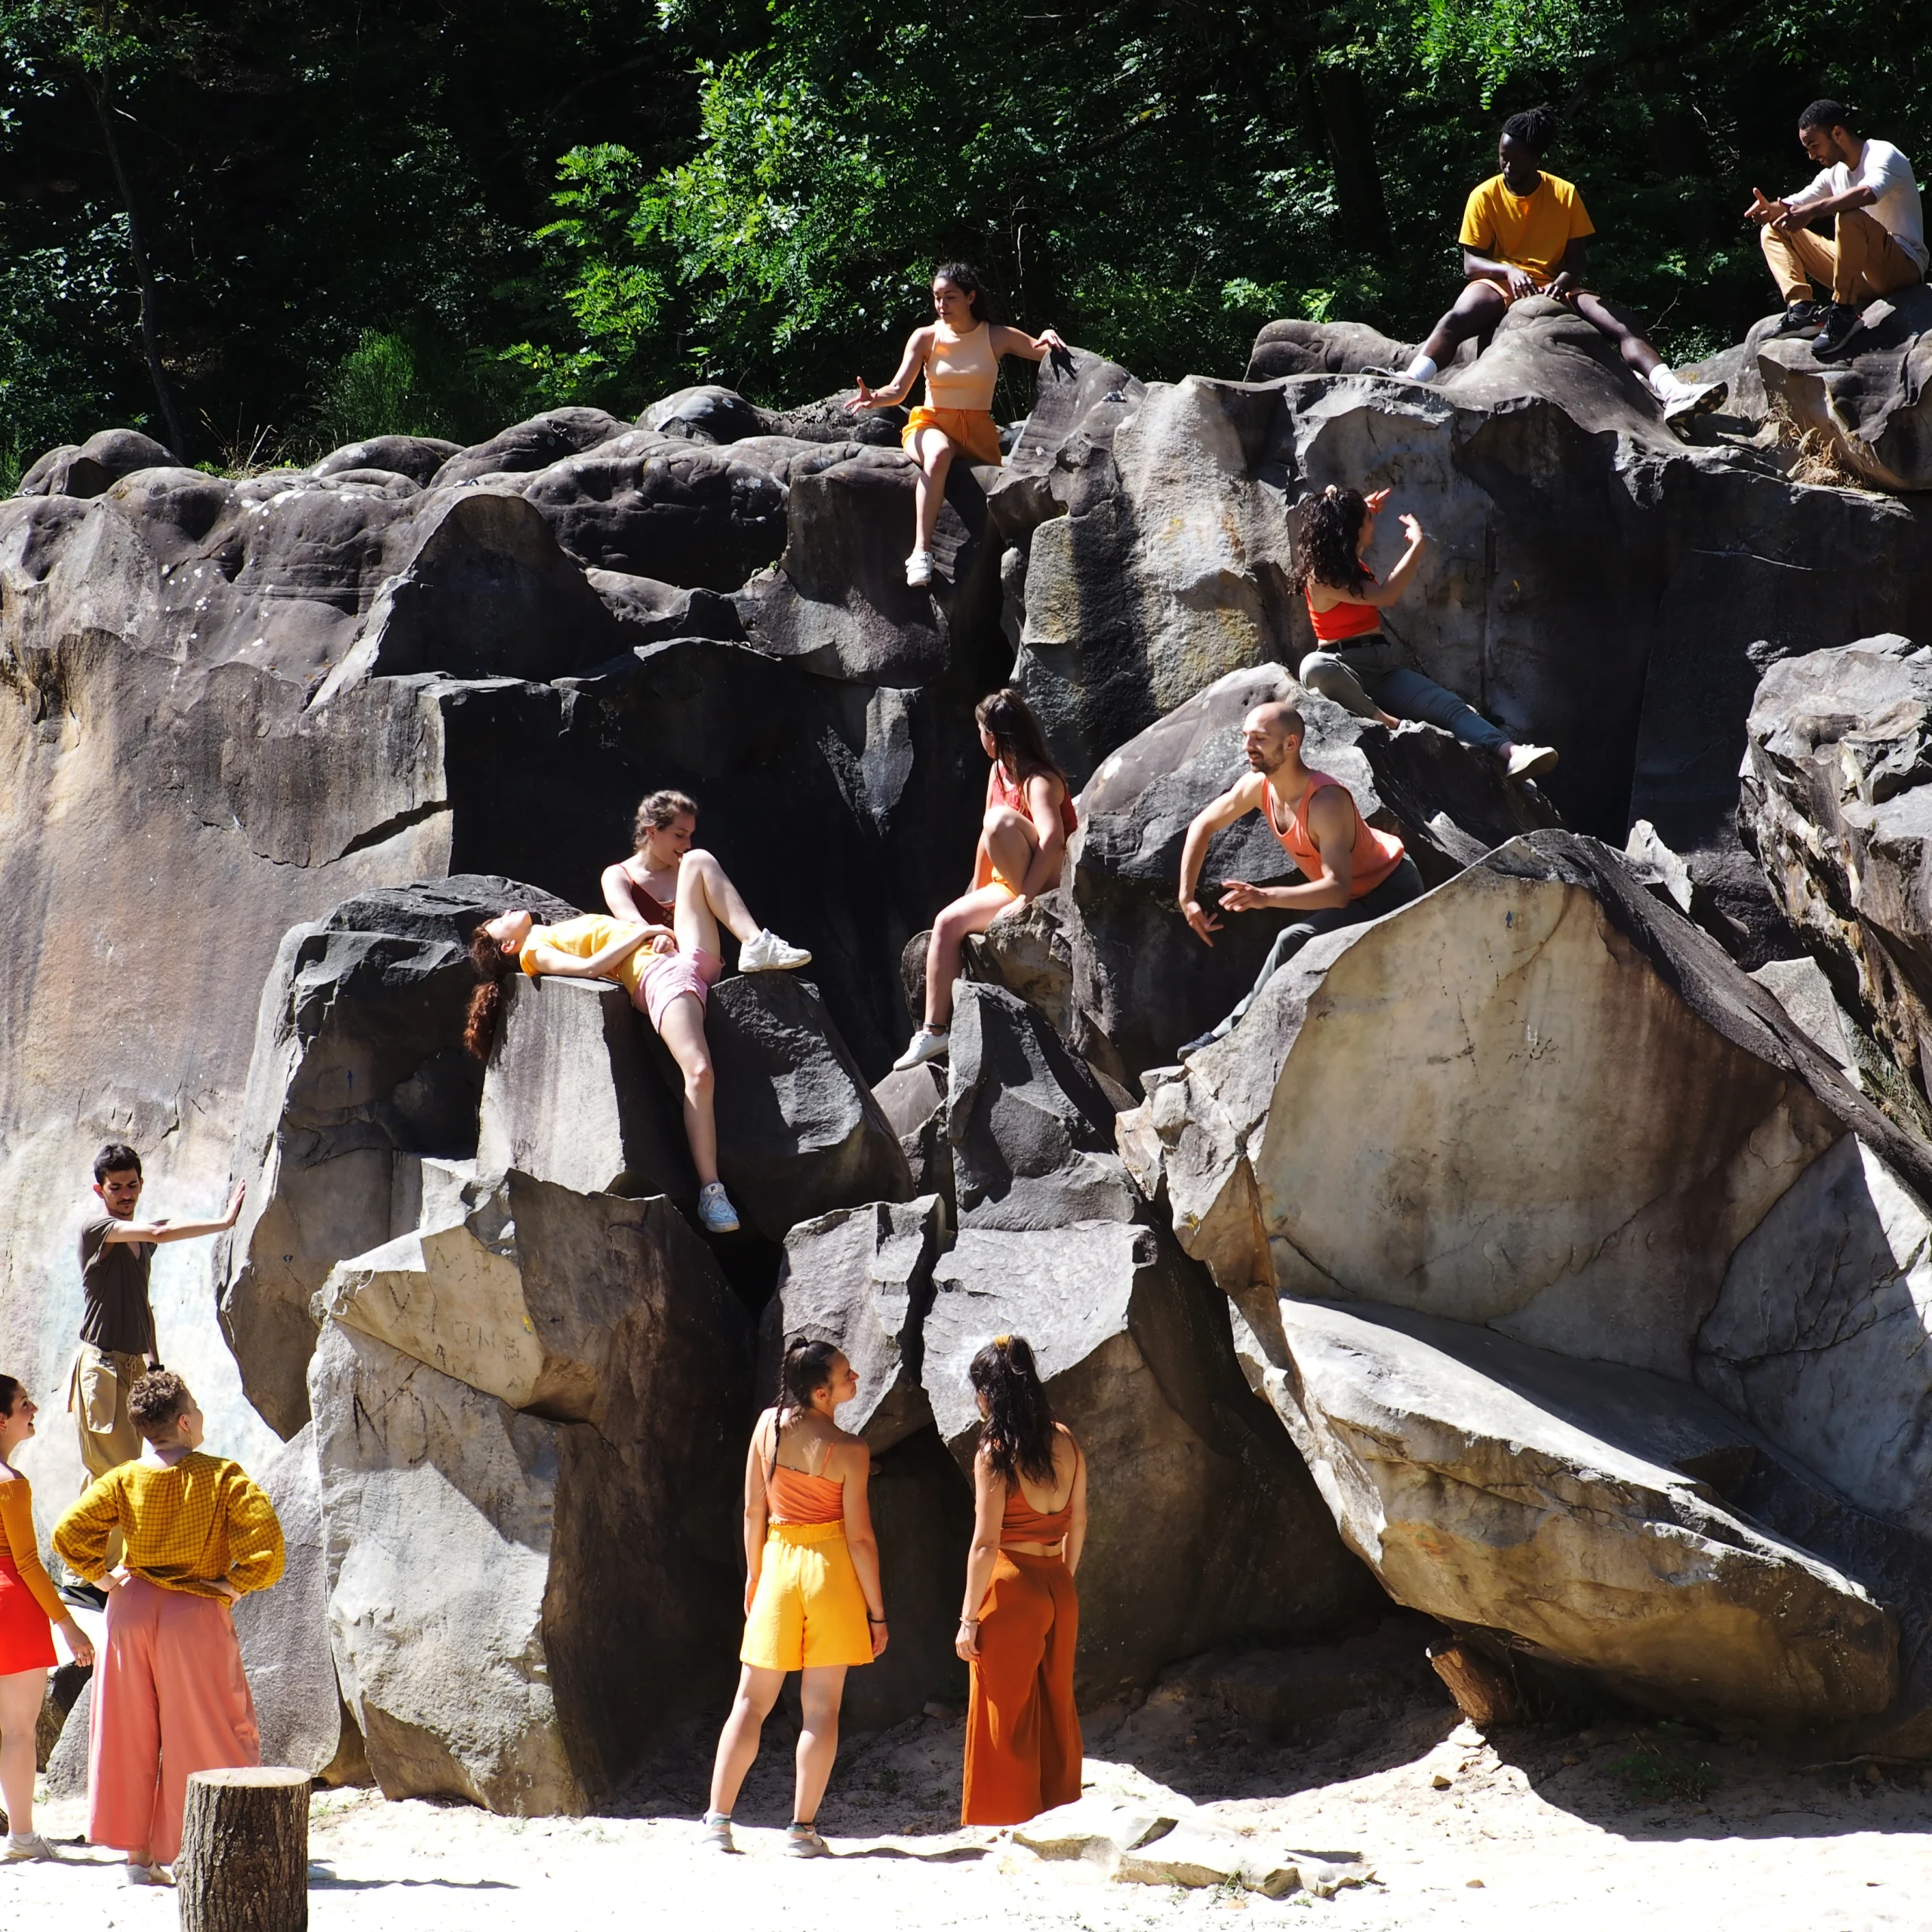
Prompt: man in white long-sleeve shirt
<box><xmin>1745</xmin><ymin>99</ymin><xmax>1926</xmax><ymax>361</ymax></box>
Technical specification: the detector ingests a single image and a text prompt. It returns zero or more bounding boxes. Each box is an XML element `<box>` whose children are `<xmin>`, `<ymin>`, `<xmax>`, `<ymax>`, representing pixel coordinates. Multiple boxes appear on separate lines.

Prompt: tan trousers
<box><xmin>69</xmin><ymin>1343</ymin><xmax>145</xmax><ymax>1481</ymax></box>
<box><xmin>1761</xmin><ymin>205</ymin><xmax>1924</xmax><ymax>306</ymax></box>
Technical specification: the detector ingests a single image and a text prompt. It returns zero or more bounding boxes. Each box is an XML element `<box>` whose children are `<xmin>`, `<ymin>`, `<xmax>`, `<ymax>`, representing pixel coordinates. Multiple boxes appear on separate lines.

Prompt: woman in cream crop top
<box><xmin>845</xmin><ymin>260</ymin><xmax>1069</xmax><ymax>587</ymax></box>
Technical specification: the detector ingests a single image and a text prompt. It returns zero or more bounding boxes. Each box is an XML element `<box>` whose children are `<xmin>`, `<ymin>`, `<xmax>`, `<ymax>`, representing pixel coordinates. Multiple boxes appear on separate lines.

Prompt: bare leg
<box><xmin>0</xmin><ymin>1669</ymin><xmax>42</xmax><ymax>1838</ymax></box>
<box><xmin>909</xmin><ymin>426</ymin><xmax>955</xmax><ymax>552</ymax></box>
<box><xmin>654</xmin><ymin>991</ymin><xmax>721</xmax><ymax>1184</ymax></box>
<box><xmin>708</xmin><ymin>1664</ymin><xmax>784</xmax><ymax>1817</ymax></box>
<box><xmin>676</xmin><ymin>848</ymin><xmax>759</xmax><ymax>956</ymax></box>
<box><xmin>1570</xmin><ymin>292</ymin><xmax>1663</xmax><ymax>380</ymax></box>
<box><xmin>924</xmin><ymin>884</ymin><xmax>1025</xmax><ymax>1029</ymax></box>
<box><xmin>980</xmin><ymin>804</ymin><xmax>1041</xmax><ymax>897</ymax></box>
<box><xmin>1417</xmin><ymin>279</ymin><xmax>1509</xmax><ymax>368</ymax></box>
<box><xmin>793</xmin><ymin>1664</ymin><xmax>849</xmax><ymax>1825</ymax></box>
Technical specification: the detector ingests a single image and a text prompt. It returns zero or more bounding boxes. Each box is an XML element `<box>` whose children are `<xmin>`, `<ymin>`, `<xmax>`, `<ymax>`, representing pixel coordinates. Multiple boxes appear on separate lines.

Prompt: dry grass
<box><xmin>1766</xmin><ymin>395</ymin><xmax>1871</xmax><ymax>490</ymax></box>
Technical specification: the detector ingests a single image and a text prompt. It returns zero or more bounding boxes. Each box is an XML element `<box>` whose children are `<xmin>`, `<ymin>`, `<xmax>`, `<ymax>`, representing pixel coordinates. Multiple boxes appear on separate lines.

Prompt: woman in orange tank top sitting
<box><xmin>703</xmin><ymin>1340</ymin><xmax>887</xmax><ymax>1859</ymax></box>
<box><xmin>956</xmin><ymin>1334</ymin><xmax>1086</xmax><ymax>1827</ymax></box>
<box><xmin>844</xmin><ymin>261</ymin><xmax>1066</xmax><ymax>587</ymax></box>
<box><xmin>1294</xmin><ymin>485</ymin><xmax>1556</xmax><ymax>780</ymax></box>
<box><xmin>894</xmin><ymin>688</ymin><xmax>1078</xmax><ymax>1071</ymax></box>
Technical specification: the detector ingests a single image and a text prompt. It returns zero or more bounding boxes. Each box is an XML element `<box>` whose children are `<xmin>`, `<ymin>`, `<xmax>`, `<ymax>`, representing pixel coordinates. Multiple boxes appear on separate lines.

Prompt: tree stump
<box><xmin>177</xmin><ymin>1767</ymin><xmax>309</xmax><ymax>1932</ymax></box>
<box><xmin>1426</xmin><ymin>1639</ymin><xmax>1518</xmax><ymax>1726</ymax></box>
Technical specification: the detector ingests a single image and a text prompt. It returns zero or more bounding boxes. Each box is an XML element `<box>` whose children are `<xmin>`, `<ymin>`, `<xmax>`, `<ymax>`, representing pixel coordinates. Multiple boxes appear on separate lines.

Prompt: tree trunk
<box><xmin>1312</xmin><ymin>62</ymin><xmax>1391</xmax><ymax>255</ymax></box>
<box><xmin>177</xmin><ymin>1767</ymin><xmax>309</xmax><ymax>1932</ymax></box>
<box><xmin>1427</xmin><ymin>1638</ymin><xmax>1518</xmax><ymax>1726</ymax></box>
<box><xmin>82</xmin><ymin>68</ymin><xmax>189</xmax><ymax>461</ymax></box>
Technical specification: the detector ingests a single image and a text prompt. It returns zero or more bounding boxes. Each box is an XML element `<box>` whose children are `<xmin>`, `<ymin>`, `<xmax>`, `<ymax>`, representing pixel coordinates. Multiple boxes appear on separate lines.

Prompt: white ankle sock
<box><xmin>1649</xmin><ymin>367</ymin><xmax>1689</xmax><ymax>401</ymax></box>
<box><xmin>1403</xmin><ymin>354</ymin><xmax>1438</xmax><ymax>381</ymax></box>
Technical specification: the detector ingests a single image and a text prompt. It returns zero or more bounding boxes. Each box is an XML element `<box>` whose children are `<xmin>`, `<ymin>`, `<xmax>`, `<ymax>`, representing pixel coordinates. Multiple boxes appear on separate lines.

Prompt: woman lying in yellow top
<box><xmin>845</xmin><ymin>261</ymin><xmax>1066</xmax><ymax>588</ymax></box>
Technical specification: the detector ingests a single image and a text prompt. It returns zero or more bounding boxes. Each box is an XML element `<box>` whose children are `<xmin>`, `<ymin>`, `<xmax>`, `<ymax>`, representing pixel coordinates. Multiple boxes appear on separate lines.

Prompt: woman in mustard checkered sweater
<box><xmin>54</xmin><ymin>1371</ymin><xmax>283</xmax><ymax>1885</ymax></box>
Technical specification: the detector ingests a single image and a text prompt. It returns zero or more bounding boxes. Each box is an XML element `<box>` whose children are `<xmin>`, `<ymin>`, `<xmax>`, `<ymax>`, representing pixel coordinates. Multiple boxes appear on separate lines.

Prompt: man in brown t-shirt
<box><xmin>69</xmin><ymin>1143</ymin><xmax>245</xmax><ymax>1481</ymax></box>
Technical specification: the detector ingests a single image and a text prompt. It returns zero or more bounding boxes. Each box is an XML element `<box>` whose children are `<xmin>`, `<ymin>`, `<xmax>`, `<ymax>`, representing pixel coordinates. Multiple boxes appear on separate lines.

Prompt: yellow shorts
<box><xmin>902</xmin><ymin>406</ymin><xmax>1003</xmax><ymax>467</ymax></box>
<box><xmin>740</xmin><ymin>1521</ymin><xmax>873</xmax><ymax>1672</ymax></box>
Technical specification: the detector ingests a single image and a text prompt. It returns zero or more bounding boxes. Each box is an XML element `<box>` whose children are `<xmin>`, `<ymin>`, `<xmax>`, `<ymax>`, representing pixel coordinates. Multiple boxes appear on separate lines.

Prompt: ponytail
<box><xmin>968</xmin><ymin>1334</ymin><xmax>1059</xmax><ymax>1487</ymax></box>
<box><xmin>768</xmin><ymin>1337</ymin><xmax>843</xmax><ymax>1478</ymax></box>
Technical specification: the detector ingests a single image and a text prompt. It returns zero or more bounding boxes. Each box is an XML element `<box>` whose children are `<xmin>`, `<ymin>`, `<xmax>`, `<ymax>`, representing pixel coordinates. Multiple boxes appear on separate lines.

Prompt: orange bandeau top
<box><xmin>1001</xmin><ymin>1439</ymin><xmax>1081</xmax><ymax>1546</ymax></box>
<box><xmin>1305</xmin><ymin>578</ymin><xmax>1382</xmax><ymax>645</ymax></box>
<box><xmin>767</xmin><ymin>1466</ymin><xmax>845</xmax><ymax>1526</ymax></box>
<box><xmin>992</xmin><ymin>761</ymin><xmax>1078</xmax><ymax>839</ymax></box>
<box><xmin>1266</xmin><ymin>771</ymin><xmax>1404</xmax><ymax>900</ymax></box>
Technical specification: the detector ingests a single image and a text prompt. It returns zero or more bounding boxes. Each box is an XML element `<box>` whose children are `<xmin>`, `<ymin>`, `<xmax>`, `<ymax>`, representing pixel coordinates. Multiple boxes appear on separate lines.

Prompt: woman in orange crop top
<box><xmin>703</xmin><ymin>1340</ymin><xmax>886</xmax><ymax>1858</ymax></box>
<box><xmin>894</xmin><ymin>687</ymin><xmax>1078</xmax><ymax>1072</ymax></box>
<box><xmin>955</xmin><ymin>1335</ymin><xmax>1086</xmax><ymax>1828</ymax></box>
<box><xmin>845</xmin><ymin>260</ymin><xmax>1067</xmax><ymax>588</ymax></box>
<box><xmin>0</xmin><ymin>1374</ymin><xmax>95</xmax><ymax>1861</ymax></box>
<box><xmin>1293</xmin><ymin>485</ymin><xmax>1557</xmax><ymax>780</ymax></box>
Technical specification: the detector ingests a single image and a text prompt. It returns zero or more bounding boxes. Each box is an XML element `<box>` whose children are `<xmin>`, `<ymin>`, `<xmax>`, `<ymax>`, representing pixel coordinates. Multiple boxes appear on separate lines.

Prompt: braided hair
<box><xmin>1501</xmin><ymin>103</ymin><xmax>1559</xmax><ymax>155</ymax></box>
<box><xmin>1288</xmin><ymin>485</ymin><xmax>1374</xmax><ymax>596</ymax></box>
<box><xmin>970</xmin><ymin>1334</ymin><xmax>1060</xmax><ymax>1487</ymax></box>
<box><xmin>768</xmin><ymin>1337</ymin><xmax>843</xmax><ymax>1477</ymax></box>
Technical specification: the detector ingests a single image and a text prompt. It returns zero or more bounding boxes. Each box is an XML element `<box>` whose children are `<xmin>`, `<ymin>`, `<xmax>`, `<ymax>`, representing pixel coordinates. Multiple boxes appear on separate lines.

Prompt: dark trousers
<box><xmin>1207</xmin><ymin>855</ymin><xmax>1425</xmax><ymax>1041</ymax></box>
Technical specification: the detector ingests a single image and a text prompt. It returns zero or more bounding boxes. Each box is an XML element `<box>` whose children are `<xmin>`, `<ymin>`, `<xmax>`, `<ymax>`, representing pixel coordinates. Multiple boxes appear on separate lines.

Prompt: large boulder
<box><xmin>474</xmin><ymin>975</ymin><xmax>694</xmax><ymax>1208</ymax></box>
<box><xmin>427</xmin><ymin>408</ymin><xmax>629</xmax><ymax>488</ymax></box>
<box><xmin>919</xmin><ymin>1220</ymin><xmax>1378</xmax><ymax>1697</ymax></box>
<box><xmin>1755</xmin><ymin>286</ymin><xmax>1932</xmax><ymax>492</ymax></box>
<box><xmin>220</xmin><ymin>877</ymin><xmax>571</xmax><ymax>1438</ymax></box>
<box><xmin>765</xmin><ymin>1195</ymin><xmax>946</xmax><ymax>1448</ymax></box>
<box><xmin>19</xmin><ymin>426</ymin><xmax>177</xmax><ymax>499</ymax></box>
<box><xmin>1062</xmin><ymin>663</ymin><xmax>1558</xmax><ymax>1080</ymax></box>
<box><xmin>945</xmin><ymin>983</ymin><xmax>1141</xmax><ymax>1229</ymax></box>
<box><xmin>313</xmin><ymin>435</ymin><xmax>462</xmax><ymax>487</ymax></box>
<box><xmin>1269</xmin><ymin>1297</ymin><xmax>1895</xmax><ymax>1725</ymax></box>
<box><xmin>706</xmin><ymin>974</ymin><xmax>912</xmax><ymax>1240</ymax></box>
<box><xmin>640</xmin><ymin>384</ymin><xmax>768</xmax><ymax>446</ymax></box>
<box><xmin>1120</xmin><ymin>829</ymin><xmax>1932</xmax><ymax>1379</ymax></box>
<box><xmin>1741</xmin><ymin>634</ymin><xmax>1932</xmax><ymax>1106</ymax></box>
<box><xmin>311</xmin><ymin>1176</ymin><xmax>752</xmax><ymax>1813</ymax></box>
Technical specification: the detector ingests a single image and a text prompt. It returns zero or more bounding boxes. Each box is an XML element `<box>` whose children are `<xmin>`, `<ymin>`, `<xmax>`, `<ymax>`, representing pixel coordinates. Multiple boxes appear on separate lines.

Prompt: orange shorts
<box><xmin>903</xmin><ymin>407</ymin><xmax>1002</xmax><ymax>466</ymax></box>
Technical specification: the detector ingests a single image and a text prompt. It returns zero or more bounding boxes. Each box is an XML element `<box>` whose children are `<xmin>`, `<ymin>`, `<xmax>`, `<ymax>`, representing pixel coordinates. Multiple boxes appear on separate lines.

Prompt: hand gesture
<box><xmin>1181</xmin><ymin>897</ymin><xmax>1221</xmax><ymax>946</ymax></box>
<box><xmin>1218</xmin><ymin>878</ymin><xmax>1270</xmax><ymax>914</ymax></box>
<box><xmin>1506</xmin><ymin>266</ymin><xmax>1538</xmax><ymax>301</ymax></box>
<box><xmin>1038</xmin><ymin>328</ymin><xmax>1068</xmax><ymax>352</ymax></box>
<box><xmin>955</xmin><ymin>1617</ymin><xmax>981</xmax><ymax>1663</ymax></box>
<box><xmin>222</xmin><ymin>1184</ymin><xmax>247</xmax><ymax>1228</ymax></box>
<box><xmin>844</xmin><ymin>377</ymin><xmax>877</xmax><ymax>413</ymax></box>
<box><xmin>1743</xmin><ymin>186</ymin><xmax>1786</xmax><ymax>229</ymax></box>
<box><xmin>1364</xmin><ymin>487</ymin><xmax>1392</xmax><ymax>514</ymax></box>
<box><xmin>1399</xmin><ymin>512</ymin><xmax>1426</xmax><ymax>546</ymax></box>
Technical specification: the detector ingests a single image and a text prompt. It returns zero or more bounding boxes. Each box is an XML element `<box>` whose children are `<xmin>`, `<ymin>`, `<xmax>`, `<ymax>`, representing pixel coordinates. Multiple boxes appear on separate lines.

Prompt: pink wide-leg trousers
<box><xmin>88</xmin><ymin>1575</ymin><xmax>261</xmax><ymax>1865</ymax></box>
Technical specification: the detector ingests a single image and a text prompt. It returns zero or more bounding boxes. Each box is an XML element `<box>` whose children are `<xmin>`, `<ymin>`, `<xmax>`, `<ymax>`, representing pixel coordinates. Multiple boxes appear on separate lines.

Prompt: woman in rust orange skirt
<box><xmin>955</xmin><ymin>1334</ymin><xmax>1087</xmax><ymax>1826</ymax></box>
<box><xmin>845</xmin><ymin>262</ymin><xmax>1066</xmax><ymax>588</ymax></box>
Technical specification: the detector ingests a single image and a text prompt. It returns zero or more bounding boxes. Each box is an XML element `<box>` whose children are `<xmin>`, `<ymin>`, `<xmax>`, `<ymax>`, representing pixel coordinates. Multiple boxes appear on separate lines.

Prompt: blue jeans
<box><xmin>1300</xmin><ymin>638</ymin><xmax>1509</xmax><ymax>753</ymax></box>
<box><xmin>1204</xmin><ymin>855</ymin><xmax>1426</xmax><ymax>1043</ymax></box>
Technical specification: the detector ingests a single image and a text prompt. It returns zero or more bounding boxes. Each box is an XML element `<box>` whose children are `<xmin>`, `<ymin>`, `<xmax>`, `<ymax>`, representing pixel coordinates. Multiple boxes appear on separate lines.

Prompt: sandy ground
<box><xmin>9</xmin><ymin>1680</ymin><xmax>1932</xmax><ymax>1930</ymax></box>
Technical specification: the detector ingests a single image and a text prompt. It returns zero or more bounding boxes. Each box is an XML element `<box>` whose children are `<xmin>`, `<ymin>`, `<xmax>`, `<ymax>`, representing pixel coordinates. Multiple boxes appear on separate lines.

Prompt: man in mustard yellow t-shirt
<box><xmin>1401</xmin><ymin>106</ymin><xmax>1725</xmax><ymax>427</ymax></box>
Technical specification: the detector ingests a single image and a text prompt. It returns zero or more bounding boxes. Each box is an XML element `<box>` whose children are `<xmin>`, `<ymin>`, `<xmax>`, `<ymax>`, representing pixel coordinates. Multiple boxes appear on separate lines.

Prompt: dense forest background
<box><xmin>1</xmin><ymin>0</ymin><xmax>1924</xmax><ymax>476</ymax></box>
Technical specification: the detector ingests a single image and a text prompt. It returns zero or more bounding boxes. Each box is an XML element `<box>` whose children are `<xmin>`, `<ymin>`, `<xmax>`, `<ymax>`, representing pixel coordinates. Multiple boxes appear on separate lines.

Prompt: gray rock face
<box><xmin>1702</xmin><ymin>1134</ymin><xmax>1932</xmax><ymax>1540</ymax></box>
<box><xmin>872</xmin><ymin>1063</ymin><xmax>954</xmax><ymax>1217</ymax></box>
<box><xmin>1121</xmin><ymin>830</ymin><xmax>1932</xmax><ymax>1381</ymax></box>
<box><xmin>961</xmin><ymin>897</ymin><xmax>1076</xmax><ymax>1040</ymax></box>
<box><xmin>311</xmin><ymin>1177</ymin><xmax>752</xmax><ymax>1814</ymax></box>
<box><xmin>19</xmin><ymin>426</ymin><xmax>177</xmax><ymax>499</ymax></box>
<box><xmin>945</xmin><ymin>983</ymin><xmax>1140</xmax><ymax>1229</ymax></box>
<box><xmin>920</xmin><ymin>1220</ymin><xmax>1377</xmax><ymax>1697</ymax></box>
<box><xmin>641</xmin><ymin>385</ymin><xmax>768</xmax><ymax>445</ymax></box>
<box><xmin>1755</xmin><ymin>287</ymin><xmax>1932</xmax><ymax>492</ymax></box>
<box><xmin>314</xmin><ymin>436</ymin><xmax>462</xmax><ymax>486</ymax></box>
<box><xmin>586</xmin><ymin>569</ymin><xmax>743</xmax><ymax>643</ymax></box>
<box><xmin>1742</xmin><ymin>635</ymin><xmax>1932</xmax><ymax>1107</ymax></box>
<box><xmin>475</xmin><ymin>976</ymin><xmax>694</xmax><ymax>1209</ymax></box>
<box><xmin>223</xmin><ymin>877</ymin><xmax>571</xmax><ymax>1439</ymax></box>
<box><xmin>1244</xmin><ymin>319</ymin><xmax>1419</xmax><ymax>380</ymax></box>
<box><xmin>1268</xmin><ymin>1298</ymin><xmax>1895</xmax><ymax>1725</ymax></box>
<box><xmin>1063</xmin><ymin>664</ymin><xmax>1558</xmax><ymax>1079</ymax></box>
<box><xmin>766</xmin><ymin>1195</ymin><xmax>945</xmax><ymax>1447</ymax></box>
<box><xmin>707</xmin><ymin>974</ymin><xmax>912</xmax><ymax>1241</ymax></box>
<box><xmin>428</xmin><ymin>408</ymin><xmax>629</xmax><ymax>488</ymax></box>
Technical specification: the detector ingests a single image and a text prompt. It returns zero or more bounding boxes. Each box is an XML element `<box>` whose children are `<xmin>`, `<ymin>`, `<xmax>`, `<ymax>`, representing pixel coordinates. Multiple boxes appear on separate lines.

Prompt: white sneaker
<box><xmin>701</xmin><ymin>1812</ymin><xmax>735</xmax><ymax>1852</ymax></box>
<box><xmin>1504</xmin><ymin>742</ymin><xmax>1559</xmax><ymax>780</ymax></box>
<box><xmin>697</xmin><ymin>1182</ymin><xmax>741</xmax><ymax>1235</ymax></box>
<box><xmin>891</xmin><ymin>1026</ymin><xmax>949</xmax><ymax>1072</ymax></box>
<box><xmin>905</xmin><ymin>549</ymin><xmax>934</xmax><ymax>586</ymax></box>
<box><xmin>3</xmin><ymin>1834</ymin><xmax>59</xmax><ymax>1862</ymax></box>
<box><xmin>785</xmin><ymin>1824</ymin><xmax>832</xmax><ymax>1858</ymax></box>
<box><xmin>739</xmin><ymin>928</ymin><xmax>812</xmax><ymax>973</ymax></box>
<box><xmin>124</xmin><ymin>1861</ymin><xmax>171</xmax><ymax>1886</ymax></box>
<box><xmin>1662</xmin><ymin>378</ymin><xmax>1727</xmax><ymax>426</ymax></box>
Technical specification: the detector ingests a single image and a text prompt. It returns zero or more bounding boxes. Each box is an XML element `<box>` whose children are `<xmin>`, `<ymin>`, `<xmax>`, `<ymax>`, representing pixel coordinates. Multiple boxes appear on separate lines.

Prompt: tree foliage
<box><xmin>1</xmin><ymin>0</ymin><xmax>1930</xmax><ymax>456</ymax></box>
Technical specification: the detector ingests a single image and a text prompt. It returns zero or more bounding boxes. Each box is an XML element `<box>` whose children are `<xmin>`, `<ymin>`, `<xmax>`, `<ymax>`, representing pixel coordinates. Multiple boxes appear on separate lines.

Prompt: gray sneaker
<box><xmin>785</xmin><ymin>1824</ymin><xmax>832</xmax><ymax>1858</ymax></box>
<box><xmin>700</xmin><ymin>1811</ymin><xmax>735</xmax><ymax>1852</ymax></box>
<box><xmin>2</xmin><ymin>1834</ymin><xmax>60</xmax><ymax>1862</ymax></box>
<box><xmin>697</xmin><ymin>1183</ymin><xmax>741</xmax><ymax>1235</ymax></box>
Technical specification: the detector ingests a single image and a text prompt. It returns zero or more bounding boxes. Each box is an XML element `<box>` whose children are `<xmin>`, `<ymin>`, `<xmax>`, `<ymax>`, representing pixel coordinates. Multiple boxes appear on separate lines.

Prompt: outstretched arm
<box><xmin>103</xmin><ymin>1187</ymin><xmax>246</xmax><ymax>1245</ymax></box>
<box><xmin>1220</xmin><ymin>785</ymin><xmax>1358</xmax><ymax>914</ymax></box>
<box><xmin>990</xmin><ymin>323</ymin><xmax>1068</xmax><ymax>362</ymax></box>
<box><xmin>846</xmin><ymin>328</ymin><xmax>932</xmax><ymax>411</ymax></box>
<box><xmin>1178</xmin><ymin>774</ymin><xmax>1264</xmax><ymax>944</ymax></box>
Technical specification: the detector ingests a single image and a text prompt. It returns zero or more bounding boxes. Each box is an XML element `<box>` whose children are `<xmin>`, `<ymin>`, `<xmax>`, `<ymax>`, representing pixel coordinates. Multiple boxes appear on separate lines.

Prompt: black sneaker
<box><xmin>1811</xmin><ymin>304</ymin><xmax>1866</xmax><ymax>361</ymax></box>
<box><xmin>1177</xmin><ymin>1030</ymin><xmax>1221</xmax><ymax>1060</ymax></box>
<box><xmin>1769</xmin><ymin>300</ymin><xmax>1826</xmax><ymax>337</ymax></box>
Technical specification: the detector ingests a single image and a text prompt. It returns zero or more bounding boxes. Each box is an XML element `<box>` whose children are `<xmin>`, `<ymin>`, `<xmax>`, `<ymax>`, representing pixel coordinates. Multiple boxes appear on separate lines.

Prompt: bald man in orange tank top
<box><xmin>1173</xmin><ymin>703</ymin><xmax>1424</xmax><ymax>1062</ymax></box>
